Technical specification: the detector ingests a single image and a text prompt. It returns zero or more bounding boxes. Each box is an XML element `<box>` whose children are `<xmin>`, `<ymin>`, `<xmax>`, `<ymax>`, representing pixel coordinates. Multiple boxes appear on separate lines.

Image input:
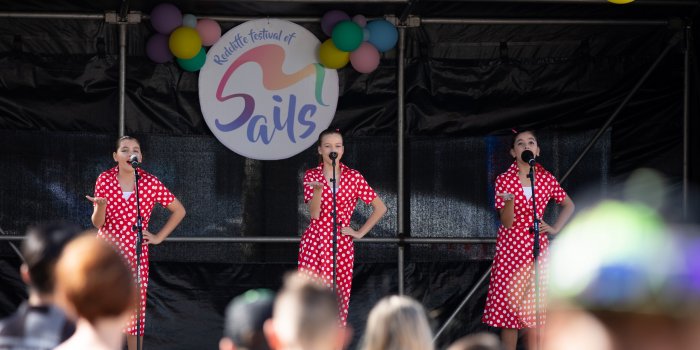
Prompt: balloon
<box><xmin>150</xmin><ymin>3</ymin><xmax>182</xmax><ymax>34</ymax></box>
<box><xmin>169</xmin><ymin>26</ymin><xmax>202</xmax><ymax>59</ymax></box>
<box><xmin>196</xmin><ymin>19</ymin><xmax>222</xmax><ymax>47</ymax></box>
<box><xmin>331</xmin><ymin>20</ymin><xmax>363</xmax><ymax>52</ymax></box>
<box><xmin>321</xmin><ymin>10</ymin><xmax>350</xmax><ymax>37</ymax></box>
<box><xmin>182</xmin><ymin>14</ymin><xmax>197</xmax><ymax>28</ymax></box>
<box><xmin>177</xmin><ymin>47</ymin><xmax>206</xmax><ymax>72</ymax></box>
<box><xmin>366</xmin><ymin>19</ymin><xmax>398</xmax><ymax>52</ymax></box>
<box><xmin>350</xmin><ymin>42</ymin><xmax>380</xmax><ymax>73</ymax></box>
<box><xmin>318</xmin><ymin>39</ymin><xmax>349</xmax><ymax>69</ymax></box>
<box><xmin>146</xmin><ymin>33</ymin><xmax>173</xmax><ymax>63</ymax></box>
<box><xmin>363</xmin><ymin>28</ymin><xmax>370</xmax><ymax>42</ymax></box>
<box><xmin>607</xmin><ymin>0</ymin><xmax>635</xmax><ymax>3</ymax></box>
<box><xmin>352</xmin><ymin>14</ymin><xmax>367</xmax><ymax>28</ymax></box>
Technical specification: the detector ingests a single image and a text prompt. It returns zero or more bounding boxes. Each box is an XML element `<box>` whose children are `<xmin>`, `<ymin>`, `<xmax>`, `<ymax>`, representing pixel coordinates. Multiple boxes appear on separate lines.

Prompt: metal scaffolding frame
<box><xmin>0</xmin><ymin>4</ymin><xmax>693</xmax><ymax>341</ymax></box>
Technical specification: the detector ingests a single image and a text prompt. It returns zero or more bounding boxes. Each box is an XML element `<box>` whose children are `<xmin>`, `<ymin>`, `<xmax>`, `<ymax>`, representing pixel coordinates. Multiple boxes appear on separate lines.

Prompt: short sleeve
<box><xmin>548</xmin><ymin>173</ymin><xmax>567</xmax><ymax>204</ymax></box>
<box><xmin>93</xmin><ymin>176</ymin><xmax>107</xmax><ymax>207</ymax></box>
<box><xmin>494</xmin><ymin>175</ymin><xmax>506</xmax><ymax>210</ymax></box>
<box><xmin>303</xmin><ymin>170</ymin><xmax>315</xmax><ymax>203</ymax></box>
<box><xmin>152</xmin><ymin>177</ymin><xmax>176</xmax><ymax>207</ymax></box>
<box><xmin>354</xmin><ymin>172</ymin><xmax>378</xmax><ymax>204</ymax></box>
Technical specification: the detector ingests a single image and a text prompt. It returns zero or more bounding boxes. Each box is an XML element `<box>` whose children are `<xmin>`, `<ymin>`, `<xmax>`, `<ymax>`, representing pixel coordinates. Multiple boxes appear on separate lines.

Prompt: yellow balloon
<box><xmin>607</xmin><ymin>0</ymin><xmax>635</xmax><ymax>4</ymax></box>
<box><xmin>318</xmin><ymin>39</ymin><xmax>349</xmax><ymax>69</ymax></box>
<box><xmin>169</xmin><ymin>27</ymin><xmax>202</xmax><ymax>59</ymax></box>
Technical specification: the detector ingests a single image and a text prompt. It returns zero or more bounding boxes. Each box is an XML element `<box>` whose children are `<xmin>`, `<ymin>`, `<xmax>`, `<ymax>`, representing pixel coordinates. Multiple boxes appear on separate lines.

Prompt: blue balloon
<box><xmin>182</xmin><ymin>14</ymin><xmax>197</xmax><ymax>28</ymax></box>
<box><xmin>366</xmin><ymin>20</ymin><xmax>398</xmax><ymax>52</ymax></box>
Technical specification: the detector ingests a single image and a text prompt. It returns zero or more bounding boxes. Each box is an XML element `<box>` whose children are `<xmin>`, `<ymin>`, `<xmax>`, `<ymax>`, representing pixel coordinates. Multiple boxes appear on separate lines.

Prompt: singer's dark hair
<box><xmin>316</xmin><ymin>128</ymin><xmax>342</xmax><ymax>163</ymax></box>
<box><xmin>510</xmin><ymin>130</ymin><xmax>537</xmax><ymax>148</ymax></box>
<box><xmin>115</xmin><ymin>135</ymin><xmax>140</xmax><ymax>150</ymax></box>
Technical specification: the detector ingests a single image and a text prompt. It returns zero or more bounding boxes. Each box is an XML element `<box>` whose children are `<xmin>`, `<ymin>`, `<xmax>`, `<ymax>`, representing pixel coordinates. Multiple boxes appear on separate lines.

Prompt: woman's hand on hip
<box><xmin>142</xmin><ymin>230</ymin><xmax>165</xmax><ymax>245</ymax></box>
<box><xmin>341</xmin><ymin>226</ymin><xmax>363</xmax><ymax>239</ymax></box>
<box><xmin>539</xmin><ymin>220</ymin><xmax>559</xmax><ymax>234</ymax></box>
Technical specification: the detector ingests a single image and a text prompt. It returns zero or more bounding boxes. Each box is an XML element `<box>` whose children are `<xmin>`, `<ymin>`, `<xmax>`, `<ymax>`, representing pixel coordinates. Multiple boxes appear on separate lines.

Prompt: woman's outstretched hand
<box><xmin>304</xmin><ymin>181</ymin><xmax>324</xmax><ymax>190</ymax></box>
<box><xmin>86</xmin><ymin>195</ymin><xmax>107</xmax><ymax>206</ymax></box>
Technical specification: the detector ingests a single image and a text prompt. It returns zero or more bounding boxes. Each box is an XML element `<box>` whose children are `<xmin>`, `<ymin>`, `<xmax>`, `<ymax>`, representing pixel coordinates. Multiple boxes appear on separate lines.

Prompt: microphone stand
<box><xmin>528</xmin><ymin>161</ymin><xmax>541</xmax><ymax>350</ymax></box>
<box><xmin>330</xmin><ymin>155</ymin><xmax>338</xmax><ymax>296</ymax></box>
<box><xmin>131</xmin><ymin>163</ymin><xmax>144</xmax><ymax>350</ymax></box>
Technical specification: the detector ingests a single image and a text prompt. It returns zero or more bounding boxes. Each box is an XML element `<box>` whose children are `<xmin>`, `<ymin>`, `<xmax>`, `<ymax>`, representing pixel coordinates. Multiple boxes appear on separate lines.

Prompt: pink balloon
<box><xmin>350</xmin><ymin>42</ymin><xmax>380</xmax><ymax>73</ymax></box>
<box><xmin>352</xmin><ymin>14</ymin><xmax>367</xmax><ymax>28</ymax></box>
<box><xmin>196</xmin><ymin>19</ymin><xmax>221</xmax><ymax>46</ymax></box>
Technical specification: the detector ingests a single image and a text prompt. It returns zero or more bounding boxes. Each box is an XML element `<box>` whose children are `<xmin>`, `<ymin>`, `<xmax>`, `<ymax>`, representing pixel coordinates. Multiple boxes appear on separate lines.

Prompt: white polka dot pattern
<box><xmin>93</xmin><ymin>166</ymin><xmax>176</xmax><ymax>336</ymax></box>
<box><xmin>298</xmin><ymin>162</ymin><xmax>377</xmax><ymax>326</ymax></box>
<box><xmin>482</xmin><ymin>161</ymin><xmax>567</xmax><ymax>329</ymax></box>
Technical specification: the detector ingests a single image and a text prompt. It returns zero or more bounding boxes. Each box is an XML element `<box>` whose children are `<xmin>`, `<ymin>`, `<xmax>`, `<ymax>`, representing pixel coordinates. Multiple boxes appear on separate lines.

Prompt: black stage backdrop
<box><xmin>0</xmin><ymin>3</ymin><xmax>698</xmax><ymax>349</ymax></box>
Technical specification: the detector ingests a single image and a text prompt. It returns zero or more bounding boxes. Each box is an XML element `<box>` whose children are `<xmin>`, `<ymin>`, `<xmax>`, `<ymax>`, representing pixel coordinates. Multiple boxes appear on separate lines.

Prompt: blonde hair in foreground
<box><xmin>361</xmin><ymin>295</ymin><xmax>434</xmax><ymax>350</ymax></box>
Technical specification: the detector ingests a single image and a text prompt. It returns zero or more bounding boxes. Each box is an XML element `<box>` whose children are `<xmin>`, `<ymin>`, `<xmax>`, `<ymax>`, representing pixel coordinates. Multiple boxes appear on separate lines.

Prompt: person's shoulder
<box><xmin>343</xmin><ymin>166</ymin><xmax>363</xmax><ymax>178</ymax></box>
<box><xmin>304</xmin><ymin>166</ymin><xmax>322</xmax><ymax>176</ymax></box>
<box><xmin>537</xmin><ymin>165</ymin><xmax>557</xmax><ymax>179</ymax></box>
<box><xmin>96</xmin><ymin>167</ymin><xmax>117</xmax><ymax>180</ymax></box>
<box><xmin>495</xmin><ymin>171</ymin><xmax>512</xmax><ymax>182</ymax></box>
<box><xmin>0</xmin><ymin>307</ymin><xmax>24</xmax><ymax>335</ymax></box>
<box><xmin>138</xmin><ymin>169</ymin><xmax>162</xmax><ymax>182</ymax></box>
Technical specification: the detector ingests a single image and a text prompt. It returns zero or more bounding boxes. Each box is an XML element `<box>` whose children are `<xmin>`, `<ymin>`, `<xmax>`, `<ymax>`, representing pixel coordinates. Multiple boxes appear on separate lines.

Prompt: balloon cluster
<box><xmin>145</xmin><ymin>3</ymin><xmax>222</xmax><ymax>72</ymax></box>
<box><xmin>318</xmin><ymin>10</ymin><xmax>398</xmax><ymax>73</ymax></box>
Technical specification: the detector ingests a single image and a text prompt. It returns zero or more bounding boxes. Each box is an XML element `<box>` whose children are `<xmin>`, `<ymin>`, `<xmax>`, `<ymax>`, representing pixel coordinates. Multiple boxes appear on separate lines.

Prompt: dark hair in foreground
<box><xmin>21</xmin><ymin>222</ymin><xmax>82</xmax><ymax>294</ymax></box>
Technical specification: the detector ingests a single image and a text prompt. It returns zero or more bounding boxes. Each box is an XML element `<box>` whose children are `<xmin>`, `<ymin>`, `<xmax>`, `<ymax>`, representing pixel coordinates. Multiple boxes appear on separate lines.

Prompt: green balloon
<box><xmin>331</xmin><ymin>20</ymin><xmax>363</xmax><ymax>52</ymax></box>
<box><xmin>177</xmin><ymin>47</ymin><xmax>206</xmax><ymax>72</ymax></box>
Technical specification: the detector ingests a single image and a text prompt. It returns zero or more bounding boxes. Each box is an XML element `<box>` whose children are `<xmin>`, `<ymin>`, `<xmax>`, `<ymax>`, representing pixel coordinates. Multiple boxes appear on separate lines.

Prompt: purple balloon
<box><xmin>146</xmin><ymin>33</ymin><xmax>173</xmax><ymax>63</ymax></box>
<box><xmin>321</xmin><ymin>10</ymin><xmax>350</xmax><ymax>37</ymax></box>
<box><xmin>150</xmin><ymin>3</ymin><xmax>182</xmax><ymax>34</ymax></box>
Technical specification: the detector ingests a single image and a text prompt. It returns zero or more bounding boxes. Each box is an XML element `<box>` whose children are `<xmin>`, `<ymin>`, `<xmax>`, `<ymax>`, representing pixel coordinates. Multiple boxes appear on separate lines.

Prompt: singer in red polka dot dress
<box><xmin>482</xmin><ymin>130</ymin><xmax>575</xmax><ymax>350</ymax></box>
<box><xmin>299</xmin><ymin>129</ymin><xmax>387</xmax><ymax>326</ymax></box>
<box><xmin>87</xmin><ymin>136</ymin><xmax>186</xmax><ymax>350</ymax></box>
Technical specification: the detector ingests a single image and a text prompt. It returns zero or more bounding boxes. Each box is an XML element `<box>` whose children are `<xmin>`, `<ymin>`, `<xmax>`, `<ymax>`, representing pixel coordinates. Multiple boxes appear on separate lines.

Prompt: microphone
<box><xmin>329</xmin><ymin>152</ymin><xmax>338</xmax><ymax>160</ymax></box>
<box><xmin>128</xmin><ymin>154</ymin><xmax>141</xmax><ymax>168</ymax></box>
<box><xmin>521</xmin><ymin>150</ymin><xmax>536</xmax><ymax>166</ymax></box>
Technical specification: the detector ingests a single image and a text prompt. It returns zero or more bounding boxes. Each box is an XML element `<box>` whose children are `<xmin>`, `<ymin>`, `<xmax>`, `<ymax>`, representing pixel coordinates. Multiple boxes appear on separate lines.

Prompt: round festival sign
<box><xmin>199</xmin><ymin>19</ymin><xmax>339</xmax><ymax>160</ymax></box>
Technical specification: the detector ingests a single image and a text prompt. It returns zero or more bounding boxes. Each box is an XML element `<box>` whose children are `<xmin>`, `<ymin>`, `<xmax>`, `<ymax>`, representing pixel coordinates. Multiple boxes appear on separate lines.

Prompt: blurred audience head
<box><xmin>361</xmin><ymin>295</ymin><xmax>434</xmax><ymax>350</ymax></box>
<box><xmin>20</xmin><ymin>222</ymin><xmax>82</xmax><ymax>297</ymax></box>
<box><xmin>447</xmin><ymin>332</ymin><xmax>501</xmax><ymax>350</ymax></box>
<box><xmin>547</xmin><ymin>199</ymin><xmax>700</xmax><ymax>350</ymax></box>
<box><xmin>55</xmin><ymin>233</ymin><xmax>136</xmax><ymax>324</ymax></box>
<box><xmin>220</xmin><ymin>288</ymin><xmax>275</xmax><ymax>350</ymax></box>
<box><xmin>264</xmin><ymin>272</ymin><xmax>346</xmax><ymax>350</ymax></box>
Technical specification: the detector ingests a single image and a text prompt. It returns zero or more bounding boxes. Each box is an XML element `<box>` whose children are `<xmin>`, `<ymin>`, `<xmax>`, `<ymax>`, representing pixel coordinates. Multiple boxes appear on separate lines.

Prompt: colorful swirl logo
<box><xmin>199</xmin><ymin>19</ymin><xmax>339</xmax><ymax>160</ymax></box>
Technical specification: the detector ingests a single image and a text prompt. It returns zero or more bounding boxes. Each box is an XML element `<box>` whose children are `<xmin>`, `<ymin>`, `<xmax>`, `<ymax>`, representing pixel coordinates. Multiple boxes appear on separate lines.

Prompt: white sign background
<box><xmin>199</xmin><ymin>19</ymin><xmax>339</xmax><ymax>160</ymax></box>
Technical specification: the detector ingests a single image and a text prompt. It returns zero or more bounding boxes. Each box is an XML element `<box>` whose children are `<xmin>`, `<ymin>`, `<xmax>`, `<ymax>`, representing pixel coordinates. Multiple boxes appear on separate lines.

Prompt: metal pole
<box><xmin>433</xmin><ymin>266</ymin><xmax>492</xmax><ymax>342</ymax></box>
<box><xmin>397</xmin><ymin>25</ymin><xmax>407</xmax><ymax>296</ymax></box>
<box><xmin>420</xmin><ymin>18</ymin><xmax>668</xmax><ymax>26</ymax></box>
<box><xmin>418</xmin><ymin>0</ymin><xmax>696</xmax><ymax>4</ymax></box>
<box><xmin>0</xmin><ymin>12</ymin><xmax>104</xmax><ymax>19</ymax></box>
<box><xmin>118</xmin><ymin>23</ymin><xmax>127</xmax><ymax>137</ymax></box>
<box><xmin>561</xmin><ymin>31</ymin><xmax>682</xmax><ymax>182</ymax></box>
<box><xmin>683</xmin><ymin>25</ymin><xmax>691</xmax><ymax>220</ymax></box>
<box><xmin>0</xmin><ymin>11</ymin><xmax>674</xmax><ymax>26</ymax></box>
<box><xmin>0</xmin><ymin>235</ymin><xmax>495</xmax><ymax>243</ymax></box>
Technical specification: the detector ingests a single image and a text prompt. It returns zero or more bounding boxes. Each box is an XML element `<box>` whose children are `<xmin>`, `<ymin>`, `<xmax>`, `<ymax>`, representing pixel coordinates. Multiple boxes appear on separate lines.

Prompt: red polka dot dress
<box><xmin>93</xmin><ymin>166</ymin><xmax>175</xmax><ymax>336</ymax></box>
<box><xmin>298</xmin><ymin>163</ymin><xmax>378</xmax><ymax>325</ymax></box>
<box><xmin>482</xmin><ymin>161</ymin><xmax>567</xmax><ymax>329</ymax></box>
